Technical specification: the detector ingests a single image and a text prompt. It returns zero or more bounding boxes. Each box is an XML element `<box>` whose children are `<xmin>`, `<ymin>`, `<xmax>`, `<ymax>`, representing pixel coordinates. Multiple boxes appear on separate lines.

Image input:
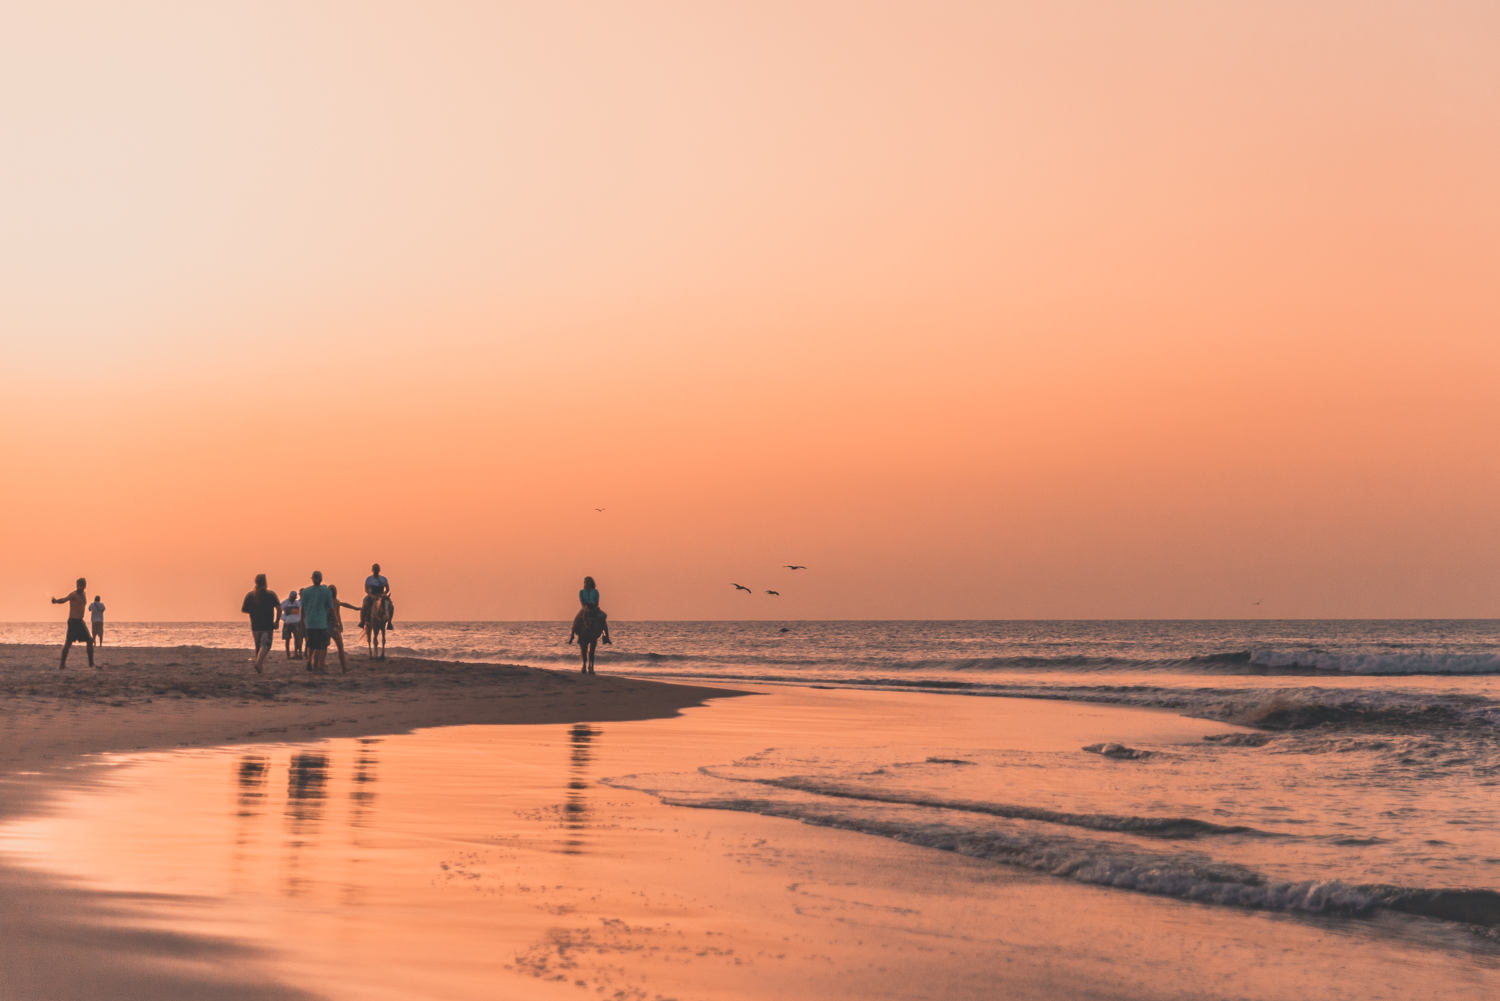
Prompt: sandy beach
<box><xmin>2</xmin><ymin>640</ymin><xmax>1497</xmax><ymax>1000</ymax></box>
<box><xmin>0</xmin><ymin>644</ymin><xmax>745</xmax><ymax>1000</ymax></box>
<box><xmin>0</xmin><ymin>643</ymin><xmax>746</xmax><ymax>772</ymax></box>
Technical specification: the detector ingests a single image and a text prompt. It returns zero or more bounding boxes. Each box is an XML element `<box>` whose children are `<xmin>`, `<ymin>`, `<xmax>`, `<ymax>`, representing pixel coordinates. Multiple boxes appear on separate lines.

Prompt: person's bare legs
<box><xmin>59</xmin><ymin>639</ymin><xmax>71</xmax><ymax>670</ymax></box>
<box><xmin>333</xmin><ymin>633</ymin><xmax>347</xmax><ymax>673</ymax></box>
<box><xmin>253</xmin><ymin>636</ymin><xmax>269</xmax><ymax>674</ymax></box>
<box><xmin>84</xmin><ymin>635</ymin><xmax>95</xmax><ymax>668</ymax></box>
<box><xmin>314</xmin><ymin>646</ymin><xmax>328</xmax><ymax>673</ymax></box>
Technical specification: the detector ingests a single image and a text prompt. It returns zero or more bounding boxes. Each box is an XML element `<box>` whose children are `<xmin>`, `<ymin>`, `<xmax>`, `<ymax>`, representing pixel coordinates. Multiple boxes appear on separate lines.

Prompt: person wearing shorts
<box><xmin>299</xmin><ymin>571</ymin><xmax>335</xmax><ymax>674</ymax></box>
<box><xmin>88</xmin><ymin>596</ymin><xmax>106</xmax><ymax>645</ymax></box>
<box><xmin>281</xmin><ymin>590</ymin><xmax>304</xmax><ymax>659</ymax></box>
<box><xmin>51</xmin><ymin>577</ymin><xmax>96</xmax><ymax>670</ymax></box>
<box><xmin>241</xmin><ymin>574</ymin><xmax>282</xmax><ymax>674</ymax></box>
<box><xmin>300</xmin><ymin>571</ymin><xmax>335</xmax><ymax>674</ymax></box>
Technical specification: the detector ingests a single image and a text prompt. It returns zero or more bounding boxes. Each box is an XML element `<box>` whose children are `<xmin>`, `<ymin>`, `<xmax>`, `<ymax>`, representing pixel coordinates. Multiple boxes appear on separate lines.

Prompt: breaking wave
<box><xmin>605</xmin><ymin>758</ymin><xmax>1500</xmax><ymax>934</ymax></box>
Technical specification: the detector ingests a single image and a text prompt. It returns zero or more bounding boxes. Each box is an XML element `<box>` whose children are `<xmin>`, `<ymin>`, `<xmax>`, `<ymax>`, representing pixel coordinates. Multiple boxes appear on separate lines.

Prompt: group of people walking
<box><xmin>50</xmin><ymin>566</ymin><xmax>616</xmax><ymax>674</ymax></box>
<box><xmin>240</xmin><ymin>565</ymin><xmax>395</xmax><ymax>674</ymax></box>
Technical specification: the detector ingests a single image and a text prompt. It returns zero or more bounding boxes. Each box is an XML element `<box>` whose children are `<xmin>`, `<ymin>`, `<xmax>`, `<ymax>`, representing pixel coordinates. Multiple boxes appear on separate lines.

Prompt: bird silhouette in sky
<box><xmin>765</xmin><ymin>590</ymin><xmax>780</xmax><ymax>596</ymax></box>
<box><xmin>784</xmin><ymin>565</ymin><xmax>807</xmax><ymax>570</ymax></box>
<box><xmin>595</xmin><ymin>508</ymin><xmax>605</xmax><ymax>512</ymax></box>
<box><xmin>1252</xmin><ymin>599</ymin><xmax>1263</xmax><ymax>605</ymax></box>
<box><xmin>731</xmin><ymin>583</ymin><xmax>753</xmax><ymax>592</ymax></box>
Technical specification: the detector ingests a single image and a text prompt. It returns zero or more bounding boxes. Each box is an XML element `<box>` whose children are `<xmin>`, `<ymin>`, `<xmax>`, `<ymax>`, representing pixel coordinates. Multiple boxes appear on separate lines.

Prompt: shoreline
<box><xmin>7</xmin><ymin>681</ymin><xmax>1495</xmax><ymax>1000</ymax></box>
<box><xmin>0</xmin><ymin>643</ymin><xmax>749</xmax><ymax>785</ymax></box>
<box><xmin>0</xmin><ymin>643</ymin><xmax>749</xmax><ymax>1001</ymax></box>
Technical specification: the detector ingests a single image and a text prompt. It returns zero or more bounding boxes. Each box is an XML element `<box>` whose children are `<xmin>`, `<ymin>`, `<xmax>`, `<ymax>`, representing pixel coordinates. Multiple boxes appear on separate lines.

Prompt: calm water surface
<box><xmin>2</xmin><ymin>689</ymin><xmax>1497</xmax><ymax>1000</ymax></box>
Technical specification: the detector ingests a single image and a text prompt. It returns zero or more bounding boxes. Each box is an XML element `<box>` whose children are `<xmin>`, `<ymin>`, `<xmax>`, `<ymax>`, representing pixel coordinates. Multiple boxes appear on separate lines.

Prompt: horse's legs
<box><xmin>579</xmin><ymin>639</ymin><xmax>589</xmax><ymax>672</ymax></box>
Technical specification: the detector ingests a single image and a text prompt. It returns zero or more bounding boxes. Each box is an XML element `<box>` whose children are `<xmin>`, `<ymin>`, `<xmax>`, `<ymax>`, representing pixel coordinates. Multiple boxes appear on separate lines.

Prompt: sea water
<box><xmin>2</xmin><ymin>691</ymin><xmax>1497</xmax><ymax>999</ymax></box>
<box><xmin>2</xmin><ymin>619</ymin><xmax>1498</xmax><ymax>983</ymax></box>
<box><xmin>6</xmin><ymin>618</ymin><xmax>1499</xmax><ymax>721</ymax></box>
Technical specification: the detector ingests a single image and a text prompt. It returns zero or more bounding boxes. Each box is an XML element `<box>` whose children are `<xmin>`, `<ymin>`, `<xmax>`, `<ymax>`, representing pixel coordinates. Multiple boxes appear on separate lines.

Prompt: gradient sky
<box><xmin>3</xmin><ymin>0</ymin><xmax>1497</xmax><ymax>622</ymax></box>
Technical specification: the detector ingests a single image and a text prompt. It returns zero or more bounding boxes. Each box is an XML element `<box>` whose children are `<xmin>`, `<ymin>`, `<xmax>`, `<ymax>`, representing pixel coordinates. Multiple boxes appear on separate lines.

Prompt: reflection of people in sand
<box><xmin>241</xmin><ymin>574</ymin><xmax>281</xmax><ymax>674</ymax></box>
<box><xmin>562</xmin><ymin>723</ymin><xmax>600</xmax><ymax>853</ymax></box>
<box><xmin>301</xmin><ymin>571</ymin><xmax>335</xmax><ymax>675</ymax></box>
<box><xmin>569</xmin><ymin>576</ymin><xmax>611</xmax><ymax>674</ymax></box>
<box><xmin>88</xmin><ymin>595</ymin><xmax>106</xmax><ymax>645</ymax></box>
<box><xmin>330</xmin><ymin>584</ymin><xmax>361</xmax><ymax>675</ymax></box>
<box><xmin>51</xmin><ymin>577</ymin><xmax>96</xmax><ymax>670</ymax></box>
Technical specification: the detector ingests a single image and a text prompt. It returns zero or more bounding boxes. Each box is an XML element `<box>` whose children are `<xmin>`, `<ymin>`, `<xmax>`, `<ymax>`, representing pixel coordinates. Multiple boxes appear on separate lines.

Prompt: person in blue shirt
<box><xmin>300</xmin><ymin>571</ymin><xmax>336</xmax><ymax>674</ymax></box>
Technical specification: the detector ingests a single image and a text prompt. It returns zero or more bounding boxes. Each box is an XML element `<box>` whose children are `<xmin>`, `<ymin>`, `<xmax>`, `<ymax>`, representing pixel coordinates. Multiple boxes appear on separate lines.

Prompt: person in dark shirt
<box><xmin>241</xmin><ymin>574</ymin><xmax>282</xmax><ymax>674</ymax></box>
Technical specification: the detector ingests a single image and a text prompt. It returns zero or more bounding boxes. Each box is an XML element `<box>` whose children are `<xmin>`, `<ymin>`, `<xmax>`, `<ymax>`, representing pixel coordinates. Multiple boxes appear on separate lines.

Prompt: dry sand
<box><xmin>0</xmin><ymin>643</ymin><xmax>745</xmax><ymax>1000</ymax></box>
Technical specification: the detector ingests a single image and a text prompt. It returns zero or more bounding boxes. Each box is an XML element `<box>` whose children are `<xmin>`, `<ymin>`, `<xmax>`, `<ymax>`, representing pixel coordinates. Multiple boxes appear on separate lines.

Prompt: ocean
<box><xmin>4</xmin><ymin>618</ymin><xmax>1498</xmax><ymax>955</ymax></box>
<box><xmin>7</xmin><ymin>617</ymin><xmax>1499</xmax><ymax>720</ymax></box>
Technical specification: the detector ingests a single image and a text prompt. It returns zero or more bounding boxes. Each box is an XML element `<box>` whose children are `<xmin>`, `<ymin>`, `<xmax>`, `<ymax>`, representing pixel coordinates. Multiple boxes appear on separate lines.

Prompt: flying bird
<box><xmin>1252</xmin><ymin>599</ymin><xmax>1263</xmax><ymax>605</ymax></box>
<box><xmin>731</xmin><ymin>583</ymin><xmax>753</xmax><ymax>592</ymax></box>
<box><xmin>783</xmin><ymin>565</ymin><xmax>807</xmax><ymax>570</ymax></box>
<box><xmin>765</xmin><ymin>590</ymin><xmax>779</xmax><ymax>596</ymax></box>
<box><xmin>595</xmin><ymin>508</ymin><xmax>605</xmax><ymax>512</ymax></box>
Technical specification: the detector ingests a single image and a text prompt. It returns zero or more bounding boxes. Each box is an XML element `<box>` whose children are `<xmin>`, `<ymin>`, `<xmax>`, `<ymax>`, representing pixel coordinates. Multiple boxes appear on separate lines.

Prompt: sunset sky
<box><xmin>3</xmin><ymin>0</ymin><xmax>1497</xmax><ymax>622</ymax></box>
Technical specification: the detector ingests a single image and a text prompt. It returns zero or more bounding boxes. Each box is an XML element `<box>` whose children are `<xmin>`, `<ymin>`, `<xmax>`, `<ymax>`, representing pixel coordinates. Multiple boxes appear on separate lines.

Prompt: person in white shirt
<box><xmin>88</xmin><ymin>596</ymin><xmax>106</xmax><ymax>645</ymax></box>
<box><xmin>361</xmin><ymin>563</ymin><xmax>394</xmax><ymax>631</ymax></box>
<box><xmin>281</xmin><ymin>590</ymin><xmax>304</xmax><ymax>660</ymax></box>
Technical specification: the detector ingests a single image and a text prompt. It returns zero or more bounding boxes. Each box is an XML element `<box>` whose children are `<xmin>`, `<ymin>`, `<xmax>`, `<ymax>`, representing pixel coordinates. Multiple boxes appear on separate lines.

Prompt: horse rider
<box><xmin>361</xmin><ymin>563</ymin><xmax>395</xmax><ymax>630</ymax></box>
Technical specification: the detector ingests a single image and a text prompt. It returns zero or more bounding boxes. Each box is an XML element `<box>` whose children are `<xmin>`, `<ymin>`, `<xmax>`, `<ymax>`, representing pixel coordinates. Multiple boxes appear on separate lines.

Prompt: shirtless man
<box><xmin>51</xmin><ymin>577</ymin><xmax>96</xmax><ymax>670</ymax></box>
<box><xmin>361</xmin><ymin>563</ymin><xmax>394</xmax><ymax>631</ymax></box>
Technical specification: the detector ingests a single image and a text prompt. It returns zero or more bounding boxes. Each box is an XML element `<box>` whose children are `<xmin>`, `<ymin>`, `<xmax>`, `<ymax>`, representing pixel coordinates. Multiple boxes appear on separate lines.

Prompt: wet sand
<box><xmin>0</xmin><ymin>643</ymin><xmax>745</xmax><ymax>1000</ymax></box>
<box><xmin>3</xmin><ymin>645</ymin><xmax>1497</xmax><ymax>1000</ymax></box>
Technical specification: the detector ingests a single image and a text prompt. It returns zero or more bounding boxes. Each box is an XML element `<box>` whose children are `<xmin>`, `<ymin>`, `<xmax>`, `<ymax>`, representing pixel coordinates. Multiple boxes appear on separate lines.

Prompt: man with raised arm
<box><xmin>50</xmin><ymin>577</ymin><xmax>96</xmax><ymax>670</ymax></box>
<box><xmin>361</xmin><ymin>563</ymin><xmax>394</xmax><ymax>631</ymax></box>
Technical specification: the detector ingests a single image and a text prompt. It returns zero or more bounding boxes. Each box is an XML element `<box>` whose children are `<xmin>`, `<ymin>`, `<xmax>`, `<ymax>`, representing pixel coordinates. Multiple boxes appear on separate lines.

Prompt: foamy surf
<box><xmin>604</xmin><ymin>733</ymin><xmax>1500</xmax><ymax>938</ymax></box>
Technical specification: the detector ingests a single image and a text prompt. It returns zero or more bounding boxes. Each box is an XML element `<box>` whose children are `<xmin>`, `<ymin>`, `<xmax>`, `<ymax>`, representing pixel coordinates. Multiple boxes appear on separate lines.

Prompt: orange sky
<box><xmin>2</xmin><ymin>1</ymin><xmax>1497</xmax><ymax>621</ymax></box>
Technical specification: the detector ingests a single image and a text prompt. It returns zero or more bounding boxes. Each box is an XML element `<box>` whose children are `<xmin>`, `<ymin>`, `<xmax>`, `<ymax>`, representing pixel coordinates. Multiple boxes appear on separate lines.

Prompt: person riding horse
<box><xmin>569</xmin><ymin>575</ymin><xmax>611</xmax><ymax>673</ymax></box>
<box><xmin>361</xmin><ymin>563</ymin><xmax>395</xmax><ymax>632</ymax></box>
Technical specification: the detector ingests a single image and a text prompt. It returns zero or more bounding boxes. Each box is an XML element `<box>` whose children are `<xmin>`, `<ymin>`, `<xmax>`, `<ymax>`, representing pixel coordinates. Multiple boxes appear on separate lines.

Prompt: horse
<box><xmin>569</xmin><ymin>608</ymin><xmax>607</xmax><ymax>674</ymax></box>
<box><xmin>364</xmin><ymin>596</ymin><xmax>392</xmax><ymax>661</ymax></box>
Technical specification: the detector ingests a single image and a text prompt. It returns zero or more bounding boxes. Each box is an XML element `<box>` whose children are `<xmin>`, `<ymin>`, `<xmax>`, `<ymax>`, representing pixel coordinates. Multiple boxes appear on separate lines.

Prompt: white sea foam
<box><xmin>1251</xmin><ymin>649</ymin><xmax>1500</xmax><ymax>675</ymax></box>
<box><xmin>603</xmin><ymin>731</ymin><xmax>1500</xmax><ymax>934</ymax></box>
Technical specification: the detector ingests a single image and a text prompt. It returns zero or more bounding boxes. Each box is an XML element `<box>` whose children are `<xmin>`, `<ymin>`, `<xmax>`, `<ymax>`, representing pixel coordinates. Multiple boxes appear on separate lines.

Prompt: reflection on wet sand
<box><xmin>236</xmin><ymin>755</ymin><xmax>268</xmax><ymax>817</ymax></box>
<box><xmin>284</xmin><ymin>752</ymin><xmax>329</xmax><ymax>897</ymax></box>
<box><xmin>563</xmin><ymin>724</ymin><xmax>600</xmax><ymax>854</ymax></box>
<box><xmin>6</xmin><ymin>693</ymin><xmax>1498</xmax><ymax>1001</ymax></box>
<box><xmin>350</xmin><ymin>740</ymin><xmax>380</xmax><ymax>824</ymax></box>
<box><xmin>286</xmin><ymin>753</ymin><xmax>329</xmax><ymax>823</ymax></box>
<box><xmin>230</xmin><ymin>754</ymin><xmax>271</xmax><ymax>894</ymax></box>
